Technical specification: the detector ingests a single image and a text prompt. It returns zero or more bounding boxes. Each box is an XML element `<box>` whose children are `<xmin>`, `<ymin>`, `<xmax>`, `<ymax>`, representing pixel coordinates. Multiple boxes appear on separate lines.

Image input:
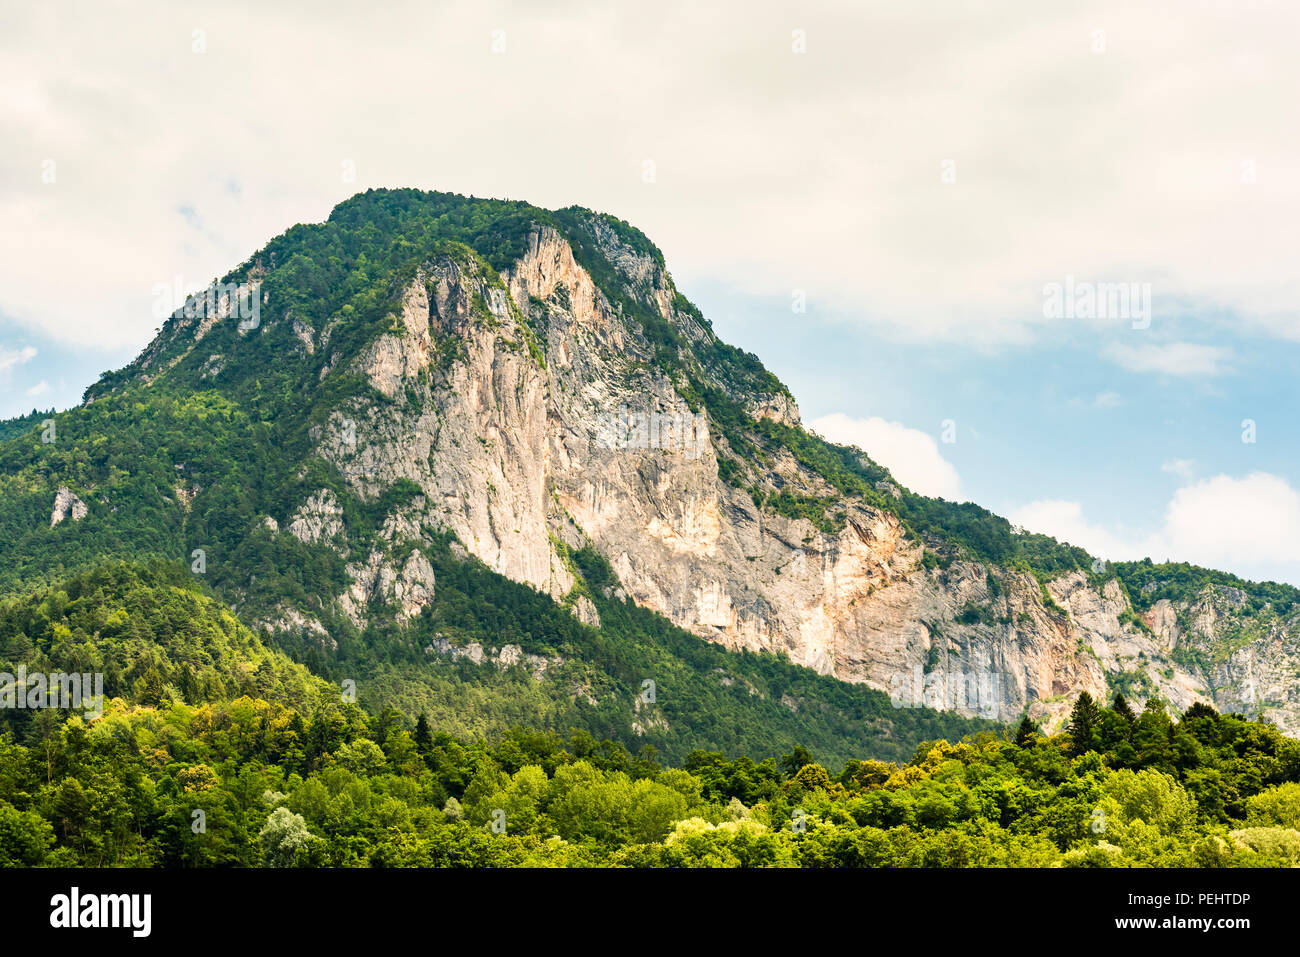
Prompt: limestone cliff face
<box><xmin>67</xmin><ymin>187</ymin><xmax>1300</xmax><ymax>745</ymax></box>
<box><xmin>1146</xmin><ymin>586</ymin><xmax>1300</xmax><ymax>735</ymax></box>
<box><xmin>50</xmin><ymin>487</ymin><xmax>88</xmax><ymax>527</ymax></box>
<box><xmin>255</xmin><ymin>219</ymin><xmax>1281</xmax><ymax>731</ymax></box>
<box><xmin>317</xmin><ymin>250</ymin><xmax>574</xmax><ymax>602</ymax></box>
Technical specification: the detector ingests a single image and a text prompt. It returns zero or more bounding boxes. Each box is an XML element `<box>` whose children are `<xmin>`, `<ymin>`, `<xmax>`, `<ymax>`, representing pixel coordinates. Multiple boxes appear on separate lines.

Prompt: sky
<box><xmin>3</xmin><ymin>0</ymin><xmax>1299</xmax><ymax>584</ymax></box>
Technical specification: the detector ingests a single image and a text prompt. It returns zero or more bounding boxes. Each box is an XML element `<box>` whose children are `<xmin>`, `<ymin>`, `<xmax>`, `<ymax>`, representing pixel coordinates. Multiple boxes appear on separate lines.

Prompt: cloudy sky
<box><xmin>3</xmin><ymin>0</ymin><xmax>1299</xmax><ymax>583</ymax></box>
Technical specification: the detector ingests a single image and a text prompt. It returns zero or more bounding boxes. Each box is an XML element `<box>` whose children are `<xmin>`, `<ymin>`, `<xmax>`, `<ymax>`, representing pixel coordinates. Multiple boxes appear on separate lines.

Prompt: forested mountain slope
<box><xmin>2</xmin><ymin>569</ymin><xmax>1297</xmax><ymax>869</ymax></box>
<box><xmin>1</xmin><ymin>187</ymin><xmax>1297</xmax><ymax>743</ymax></box>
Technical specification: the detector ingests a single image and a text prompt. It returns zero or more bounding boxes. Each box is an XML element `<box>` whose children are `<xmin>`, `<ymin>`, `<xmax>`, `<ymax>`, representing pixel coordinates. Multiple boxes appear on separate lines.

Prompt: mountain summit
<box><xmin>7</xmin><ymin>188</ymin><xmax>1299</xmax><ymax>738</ymax></box>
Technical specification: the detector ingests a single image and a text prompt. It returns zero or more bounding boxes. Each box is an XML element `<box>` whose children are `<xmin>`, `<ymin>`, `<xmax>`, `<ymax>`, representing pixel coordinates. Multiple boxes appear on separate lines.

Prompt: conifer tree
<box><xmin>1068</xmin><ymin>691</ymin><xmax>1101</xmax><ymax>756</ymax></box>
<box><xmin>413</xmin><ymin>713</ymin><xmax>433</xmax><ymax>754</ymax></box>
<box><xmin>1113</xmin><ymin>692</ymin><xmax>1136</xmax><ymax>724</ymax></box>
<box><xmin>1014</xmin><ymin>714</ymin><xmax>1038</xmax><ymax>748</ymax></box>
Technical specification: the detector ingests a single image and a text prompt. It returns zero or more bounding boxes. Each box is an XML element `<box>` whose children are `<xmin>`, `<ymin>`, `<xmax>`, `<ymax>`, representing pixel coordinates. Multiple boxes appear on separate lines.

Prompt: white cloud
<box><xmin>1161</xmin><ymin>458</ymin><xmax>1195</xmax><ymax>480</ymax></box>
<box><xmin>24</xmin><ymin>379</ymin><xmax>49</xmax><ymax>397</ymax></box>
<box><xmin>0</xmin><ymin>346</ymin><xmax>37</xmax><ymax>373</ymax></box>
<box><xmin>1012</xmin><ymin>472</ymin><xmax>1300</xmax><ymax>586</ymax></box>
<box><xmin>809</xmin><ymin>412</ymin><xmax>962</xmax><ymax>500</ymax></box>
<box><xmin>1160</xmin><ymin>473</ymin><xmax>1300</xmax><ymax>570</ymax></box>
<box><xmin>1008</xmin><ymin>500</ymin><xmax>1134</xmax><ymax>559</ymax></box>
<box><xmin>1103</xmin><ymin>342</ymin><xmax>1233</xmax><ymax>377</ymax></box>
<box><xmin>3</xmin><ymin>2</ymin><xmax>1300</xmax><ymax>348</ymax></box>
<box><xmin>1092</xmin><ymin>391</ymin><xmax>1122</xmax><ymax>409</ymax></box>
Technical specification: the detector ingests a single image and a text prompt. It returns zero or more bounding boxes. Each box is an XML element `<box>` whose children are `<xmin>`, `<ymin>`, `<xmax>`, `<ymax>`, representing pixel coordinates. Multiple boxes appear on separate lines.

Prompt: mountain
<box><xmin>2</xmin><ymin>187</ymin><xmax>1298</xmax><ymax>747</ymax></box>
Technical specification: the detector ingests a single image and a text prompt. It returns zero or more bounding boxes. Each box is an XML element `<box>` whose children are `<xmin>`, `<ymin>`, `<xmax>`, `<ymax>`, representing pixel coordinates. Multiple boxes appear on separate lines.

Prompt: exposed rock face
<box><xmin>50</xmin><ymin>487</ymin><xmax>87</xmax><ymax>526</ymax></box>
<box><xmin>291</xmin><ymin>318</ymin><xmax>316</xmax><ymax>355</ymax></box>
<box><xmin>122</xmin><ymin>202</ymin><xmax>1289</xmax><ymax>733</ymax></box>
<box><xmin>280</xmin><ymin>221</ymin><xmax>1250</xmax><ymax>730</ymax></box>
<box><xmin>423</xmin><ymin>635</ymin><xmax>559</xmax><ymax>681</ymax></box>
<box><xmin>287</xmin><ymin>490</ymin><xmax>345</xmax><ymax>544</ymax></box>
<box><xmin>1147</xmin><ymin>586</ymin><xmax>1300</xmax><ymax>736</ymax></box>
<box><xmin>258</xmin><ymin>605</ymin><xmax>334</xmax><ymax>651</ymax></box>
<box><xmin>318</xmin><ymin>254</ymin><xmax>574</xmax><ymax>603</ymax></box>
<box><xmin>570</xmin><ymin>594</ymin><xmax>601</xmax><ymax>628</ymax></box>
<box><xmin>338</xmin><ymin>546</ymin><xmax>437</xmax><ymax>626</ymax></box>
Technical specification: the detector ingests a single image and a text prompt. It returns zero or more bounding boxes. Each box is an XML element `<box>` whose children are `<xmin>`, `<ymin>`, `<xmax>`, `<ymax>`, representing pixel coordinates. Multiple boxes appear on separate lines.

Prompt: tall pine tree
<box><xmin>1067</xmin><ymin>691</ymin><xmax>1101</xmax><ymax>756</ymax></box>
<box><xmin>1014</xmin><ymin>714</ymin><xmax>1038</xmax><ymax>748</ymax></box>
<box><xmin>413</xmin><ymin>713</ymin><xmax>433</xmax><ymax>755</ymax></box>
<box><xmin>1112</xmin><ymin>692</ymin><xmax>1136</xmax><ymax>724</ymax></box>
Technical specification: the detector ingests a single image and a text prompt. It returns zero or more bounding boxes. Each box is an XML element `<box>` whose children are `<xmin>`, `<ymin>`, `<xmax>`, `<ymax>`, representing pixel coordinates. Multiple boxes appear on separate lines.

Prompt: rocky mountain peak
<box><xmin>47</xmin><ymin>189</ymin><xmax>1300</xmax><ymax>733</ymax></box>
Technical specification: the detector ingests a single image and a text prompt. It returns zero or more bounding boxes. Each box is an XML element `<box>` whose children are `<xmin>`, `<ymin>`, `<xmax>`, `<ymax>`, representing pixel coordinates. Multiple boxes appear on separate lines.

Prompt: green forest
<box><xmin>1</xmin><ymin>561</ymin><xmax>1299</xmax><ymax>867</ymax></box>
